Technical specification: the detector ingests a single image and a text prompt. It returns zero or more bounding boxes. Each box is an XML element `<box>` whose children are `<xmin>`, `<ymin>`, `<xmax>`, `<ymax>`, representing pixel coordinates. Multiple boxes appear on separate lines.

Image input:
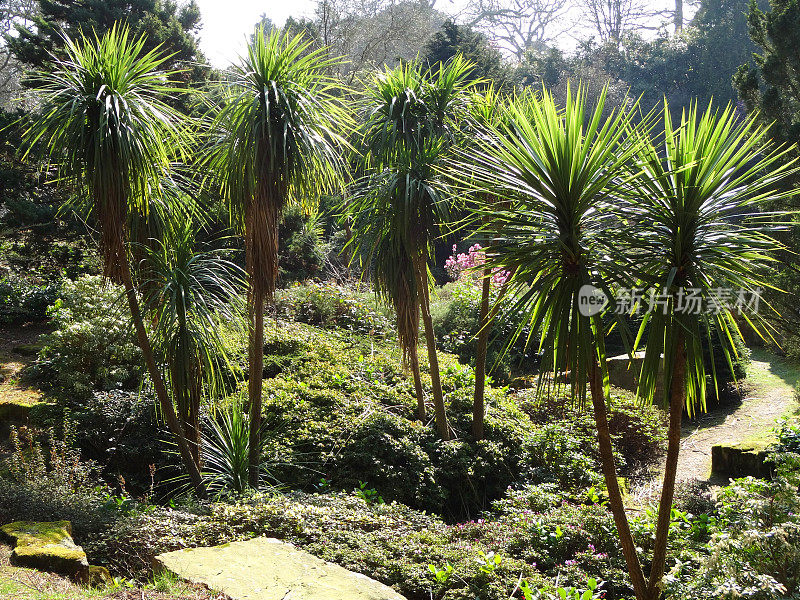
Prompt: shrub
<box><xmin>277</xmin><ymin>204</ymin><xmax>327</xmax><ymax>284</ymax></box>
<box><xmin>30</xmin><ymin>390</ymin><xmax>166</xmax><ymax>494</ymax></box>
<box><xmin>89</xmin><ymin>490</ymin><xmax>612</xmax><ymax>600</ymax></box>
<box><xmin>31</xmin><ymin>275</ymin><xmax>142</xmax><ymax>401</ymax></box>
<box><xmin>516</xmin><ymin>388</ymin><xmax>666</xmax><ymax>478</ymax></box>
<box><xmin>274</xmin><ymin>281</ymin><xmax>392</xmax><ymax>337</ymax></box>
<box><xmin>0</xmin><ymin>425</ymin><xmax>119</xmax><ymax>548</ymax></box>
<box><xmin>431</xmin><ymin>279</ymin><xmax>538</xmax><ymax>384</ymax></box>
<box><xmin>659</xmin><ymin>448</ymin><xmax>800</xmax><ymax>600</ymax></box>
<box><xmin>0</xmin><ymin>275</ymin><xmax>59</xmax><ymax>325</ymax></box>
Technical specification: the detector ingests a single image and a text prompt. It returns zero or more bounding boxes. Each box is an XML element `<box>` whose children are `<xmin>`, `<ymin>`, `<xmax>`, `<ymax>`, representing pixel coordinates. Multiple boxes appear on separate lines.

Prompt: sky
<box><xmin>192</xmin><ymin>0</ymin><xmax>693</xmax><ymax>68</ymax></box>
<box><xmin>194</xmin><ymin>0</ymin><xmax>316</xmax><ymax>67</ymax></box>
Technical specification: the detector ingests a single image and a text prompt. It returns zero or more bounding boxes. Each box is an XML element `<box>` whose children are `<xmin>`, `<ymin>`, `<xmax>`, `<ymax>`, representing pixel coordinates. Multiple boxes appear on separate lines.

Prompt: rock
<box><xmin>606</xmin><ymin>351</ymin><xmax>664</xmax><ymax>399</ymax></box>
<box><xmin>711</xmin><ymin>438</ymin><xmax>774</xmax><ymax>479</ymax></box>
<box><xmin>155</xmin><ymin>537</ymin><xmax>408</xmax><ymax>600</ymax></box>
<box><xmin>0</xmin><ymin>520</ymin><xmax>89</xmax><ymax>578</ymax></box>
<box><xmin>77</xmin><ymin>565</ymin><xmax>113</xmax><ymax>587</ymax></box>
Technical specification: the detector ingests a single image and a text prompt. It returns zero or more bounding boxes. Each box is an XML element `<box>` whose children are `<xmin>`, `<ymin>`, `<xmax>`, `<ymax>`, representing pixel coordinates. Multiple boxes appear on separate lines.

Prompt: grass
<box><xmin>0</xmin><ymin>566</ymin><xmax>229</xmax><ymax>600</ymax></box>
<box><xmin>746</xmin><ymin>347</ymin><xmax>800</xmax><ymax>395</ymax></box>
<box><xmin>0</xmin><ymin>351</ymin><xmax>42</xmax><ymax>409</ymax></box>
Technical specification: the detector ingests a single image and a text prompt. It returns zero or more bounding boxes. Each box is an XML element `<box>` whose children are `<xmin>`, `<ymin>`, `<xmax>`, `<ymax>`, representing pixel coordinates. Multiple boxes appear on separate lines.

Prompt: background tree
<box><xmin>8</xmin><ymin>0</ymin><xmax>208</xmax><ymax>109</ymax></box>
<box><xmin>311</xmin><ymin>0</ymin><xmax>444</xmax><ymax>84</ymax></box>
<box><xmin>0</xmin><ymin>0</ymin><xmax>37</xmax><ymax>108</ymax></box>
<box><xmin>465</xmin><ymin>0</ymin><xmax>571</xmax><ymax>59</ymax></box>
<box><xmin>23</xmin><ymin>25</ymin><xmax>205</xmax><ymax>494</ymax></box>
<box><xmin>734</xmin><ymin>0</ymin><xmax>800</xmax><ymax>360</ymax></box>
<box><xmin>204</xmin><ymin>28</ymin><xmax>349</xmax><ymax>487</ymax></box>
<box><xmin>424</xmin><ymin>20</ymin><xmax>512</xmax><ymax>88</ymax></box>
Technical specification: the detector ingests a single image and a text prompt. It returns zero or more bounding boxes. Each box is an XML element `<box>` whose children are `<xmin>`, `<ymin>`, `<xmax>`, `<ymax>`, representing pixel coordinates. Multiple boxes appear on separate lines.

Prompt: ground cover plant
<box><xmin>0</xmin><ymin>8</ymin><xmax>799</xmax><ymax>600</ymax></box>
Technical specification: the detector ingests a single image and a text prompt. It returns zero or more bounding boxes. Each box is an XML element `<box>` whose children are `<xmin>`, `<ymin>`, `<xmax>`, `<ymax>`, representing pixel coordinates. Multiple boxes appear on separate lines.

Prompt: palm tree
<box><xmin>139</xmin><ymin>217</ymin><xmax>245</xmax><ymax>471</ymax></box>
<box><xmin>24</xmin><ymin>25</ymin><xmax>205</xmax><ymax>495</ymax></box>
<box><xmin>632</xmin><ymin>102</ymin><xmax>796</xmax><ymax>600</ymax></box>
<box><xmin>457</xmin><ymin>85</ymin><xmax>651</xmax><ymax>598</ymax></box>
<box><xmin>462</xmin><ymin>85</ymin><xmax>509</xmax><ymax>440</ymax></box>
<box><xmin>204</xmin><ymin>27</ymin><xmax>349</xmax><ymax>486</ymax></box>
<box><xmin>348</xmin><ymin>57</ymin><xmax>475</xmax><ymax>440</ymax></box>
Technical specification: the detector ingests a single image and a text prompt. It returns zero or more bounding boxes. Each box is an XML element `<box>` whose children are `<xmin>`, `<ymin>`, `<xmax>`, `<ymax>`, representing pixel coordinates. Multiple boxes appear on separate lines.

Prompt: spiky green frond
<box><xmin>632</xmin><ymin>101</ymin><xmax>797</xmax><ymax>412</ymax></box>
<box><xmin>139</xmin><ymin>218</ymin><xmax>246</xmax><ymax>400</ymax></box>
<box><xmin>24</xmin><ymin>24</ymin><xmax>188</xmax><ymax>279</ymax></box>
<box><xmin>455</xmin><ymin>84</ymin><xmax>645</xmax><ymax>402</ymax></box>
<box><xmin>203</xmin><ymin>27</ymin><xmax>351</xmax><ymax>227</ymax></box>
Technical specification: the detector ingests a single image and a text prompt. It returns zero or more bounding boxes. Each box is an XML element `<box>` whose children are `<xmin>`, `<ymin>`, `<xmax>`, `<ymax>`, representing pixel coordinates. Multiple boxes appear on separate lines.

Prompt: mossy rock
<box><xmin>711</xmin><ymin>438</ymin><xmax>774</xmax><ymax>479</ymax></box>
<box><xmin>0</xmin><ymin>402</ymin><xmax>31</xmax><ymax>422</ymax></box>
<box><xmin>0</xmin><ymin>520</ymin><xmax>89</xmax><ymax>578</ymax></box>
<box><xmin>75</xmin><ymin>565</ymin><xmax>112</xmax><ymax>587</ymax></box>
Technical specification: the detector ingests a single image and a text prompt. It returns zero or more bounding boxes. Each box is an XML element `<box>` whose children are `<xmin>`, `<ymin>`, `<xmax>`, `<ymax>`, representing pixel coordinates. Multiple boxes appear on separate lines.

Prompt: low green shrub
<box><xmin>431</xmin><ymin>280</ymin><xmax>538</xmax><ymax>384</ymax></box>
<box><xmin>31</xmin><ymin>275</ymin><xmax>142</xmax><ymax>401</ymax></box>
<box><xmin>89</xmin><ymin>490</ymin><xmax>624</xmax><ymax>600</ymax></box>
<box><xmin>274</xmin><ymin>281</ymin><xmax>392</xmax><ymax>337</ymax></box>
<box><xmin>244</xmin><ymin>322</ymin><xmax>610</xmax><ymax>520</ymax></box>
<box><xmin>516</xmin><ymin>388</ymin><xmax>666</xmax><ymax>478</ymax></box>
<box><xmin>0</xmin><ymin>275</ymin><xmax>59</xmax><ymax>325</ymax></box>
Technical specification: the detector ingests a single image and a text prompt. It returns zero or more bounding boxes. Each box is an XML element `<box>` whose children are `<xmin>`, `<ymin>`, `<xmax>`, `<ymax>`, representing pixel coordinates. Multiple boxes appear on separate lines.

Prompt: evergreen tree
<box><xmin>8</xmin><ymin>0</ymin><xmax>206</xmax><ymax>87</ymax></box>
<box><xmin>424</xmin><ymin>20</ymin><xmax>511</xmax><ymax>88</ymax></box>
<box><xmin>735</xmin><ymin>0</ymin><xmax>800</xmax><ymax>150</ymax></box>
<box><xmin>734</xmin><ymin>0</ymin><xmax>800</xmax><ymax>360</ymax></box>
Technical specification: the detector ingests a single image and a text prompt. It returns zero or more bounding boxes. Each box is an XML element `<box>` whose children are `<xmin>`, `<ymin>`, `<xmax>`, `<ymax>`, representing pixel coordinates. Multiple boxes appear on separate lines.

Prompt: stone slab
<box><xmin>155</xmin><ymin>537</ymin><xmax>407</xmax><ymax>600</ymax></box>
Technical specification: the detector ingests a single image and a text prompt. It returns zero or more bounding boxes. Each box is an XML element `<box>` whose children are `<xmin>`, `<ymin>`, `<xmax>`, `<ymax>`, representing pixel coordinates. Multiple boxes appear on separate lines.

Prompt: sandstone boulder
<box><xmin>155</xmin><ymin>536</ymin><xmax>407</xmax><ymax>600</ymax></box>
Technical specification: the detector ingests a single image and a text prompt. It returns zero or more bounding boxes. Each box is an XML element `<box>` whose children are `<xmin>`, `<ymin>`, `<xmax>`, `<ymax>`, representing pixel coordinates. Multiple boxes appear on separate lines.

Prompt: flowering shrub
<box><xmin>31</xmin><ymin>275</ymin><xmax>142</xmax><ymax>401</ymax></box>
<box><xmin>432</xmin><ymin>279</ymin><xmax>538</xmax><ymax>383</ymax></box>
<box><xmin>444</xmin><ymin>243</ymin><xmax>509</xmax><ymax>286</ymax></box>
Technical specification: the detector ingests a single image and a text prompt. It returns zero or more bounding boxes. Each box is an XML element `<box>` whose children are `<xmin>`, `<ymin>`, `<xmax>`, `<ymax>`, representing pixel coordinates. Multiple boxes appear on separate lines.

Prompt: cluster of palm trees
<box><xmin>24</xmin><ymin>23</ymin><xmax>794</xmax><ymax>600</ymax></box>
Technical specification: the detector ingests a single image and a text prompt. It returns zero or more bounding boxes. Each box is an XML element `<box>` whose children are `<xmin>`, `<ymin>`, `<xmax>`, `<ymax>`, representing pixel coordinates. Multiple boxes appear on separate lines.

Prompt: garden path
<box><xmin>668</xmin><ymin>348</ymin><xmax>799</xmax><ymax>484</ymax></box>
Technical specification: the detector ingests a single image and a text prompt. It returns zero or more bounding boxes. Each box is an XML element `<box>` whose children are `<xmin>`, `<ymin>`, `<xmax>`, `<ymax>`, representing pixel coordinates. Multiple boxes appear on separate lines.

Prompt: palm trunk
<box><xmin>589</xmin><ymin>359</ymin><xmax>647</xmax><ymax>599</ymax></box>
<box><xmin>118</xmin><ymin>255</ymin><xmax>205</xmax><ymax>498</ymax></box>
<box><xmin>646</xmin><ymin>331</ymin><xmax>686</xmax><ymax>600</ymax></box>
<box><xmin>409</xmin><ymin>342</ymin><xmax>426</xmax><ymax>421</ymax></box>
<box><xmin>187</xmin><ymin>358</ymin><xmax>203</xmax><ymax>469</ymax></box>
<box><xmin>416</xmin><ymin>256</ymin><xmax>449</xmax><ymax>440</ymax></box>
<box><xmin>473</xmin><ymin>266</ymin><xmax>517</xmax><ymax>440</ymax></box>
<box><xmin>472</xmin><ymin>265</ymin><xmax>492</xmax><ymax>440</ymax></box>
<box><xmin>248</xmin><ymin>282</ymin><xmax>265</xmax><ymax>488</ymax></box>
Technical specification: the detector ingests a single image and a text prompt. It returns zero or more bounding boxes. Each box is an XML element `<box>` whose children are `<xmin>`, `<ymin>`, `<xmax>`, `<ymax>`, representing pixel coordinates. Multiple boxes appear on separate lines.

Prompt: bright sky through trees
<box><xmin>193</xmin><ymin>0</ymin><xmax>694</xmax><ymax>67</ymax></box>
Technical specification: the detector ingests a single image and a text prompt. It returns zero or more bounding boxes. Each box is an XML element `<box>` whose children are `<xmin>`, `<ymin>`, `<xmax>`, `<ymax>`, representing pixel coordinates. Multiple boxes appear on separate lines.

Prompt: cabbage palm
<box><xmin>348</xmin><ymin>57</ymin><xmax>475</xmax><ymax>440</ymax></box>
<box><xmin>632</xmin><ymin>102</ymin><xmax>796</xmax><ymax>600</ymax></box>
<box><xmin>139</xmin><ymin>218</ymin><xmax>245</xmax><ymax>472</ymax></box>
<box><xmin>463</xmin><ymin>85</ymin><xmax>508</xmax><ymax>440</ymax></box>
<box><xmin>459</xmin><ymin>85</ymin><xmax>651</xmax><ymax>598</ymax></box>
<box><xmin>23</xmin><ymin>25</ymin><xmax>205</xmax><ymax>495</ymax></box>
<box><xmin>203</xmin><ymin>28</ymin><xmax>349</xmax><ymax>486</ymax></box>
